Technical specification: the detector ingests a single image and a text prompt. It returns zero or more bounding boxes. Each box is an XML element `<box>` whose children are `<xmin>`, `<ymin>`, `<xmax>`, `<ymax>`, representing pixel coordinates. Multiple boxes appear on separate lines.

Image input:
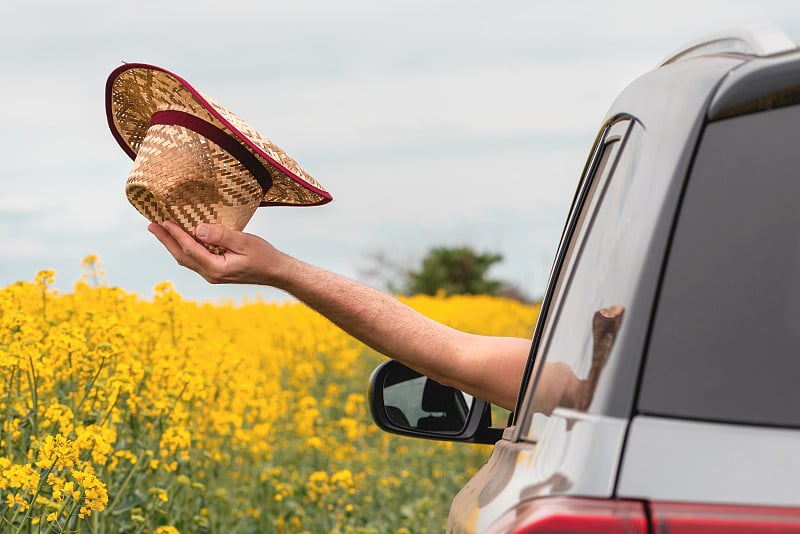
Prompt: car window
<box><xmin>519</xmin><ymin>119</ymin><xmax>638</xmax><ymax>441</ymax></box>
<box><xmin>639</xmin><ymin>104</ymin><xmax>800</xmax><ymax>427</ymax></box>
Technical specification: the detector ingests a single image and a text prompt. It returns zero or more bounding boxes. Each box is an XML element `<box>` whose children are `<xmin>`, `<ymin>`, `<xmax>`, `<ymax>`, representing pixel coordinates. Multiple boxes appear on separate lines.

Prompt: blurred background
<box><xmin>3</xmin><ymin>0</ymin><xmax>800</xmax><ymax>303</ymax></box>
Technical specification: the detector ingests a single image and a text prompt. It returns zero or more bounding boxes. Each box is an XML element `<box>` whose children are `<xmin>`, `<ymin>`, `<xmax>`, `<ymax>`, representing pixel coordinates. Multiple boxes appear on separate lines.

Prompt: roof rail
<box><xmin>659</xmin><ymin>23</ymin><xmax>797</xmax><ymax>66</ymax></box>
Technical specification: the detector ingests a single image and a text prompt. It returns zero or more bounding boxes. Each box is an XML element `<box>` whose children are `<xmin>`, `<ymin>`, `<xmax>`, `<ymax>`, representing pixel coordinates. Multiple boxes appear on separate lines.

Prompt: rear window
<box><xmin>639</xmin><ymin>104</ymin><xmax>800</xmax><ymax>427</ymax></box>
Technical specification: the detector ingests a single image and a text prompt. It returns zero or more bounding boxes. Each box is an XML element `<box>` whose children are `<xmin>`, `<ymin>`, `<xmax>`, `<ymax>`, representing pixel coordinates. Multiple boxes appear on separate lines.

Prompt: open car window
<box><xmin>518</xmin><ymin>119</ymin><xmax>638</xmax><ymax>441</ymax></box>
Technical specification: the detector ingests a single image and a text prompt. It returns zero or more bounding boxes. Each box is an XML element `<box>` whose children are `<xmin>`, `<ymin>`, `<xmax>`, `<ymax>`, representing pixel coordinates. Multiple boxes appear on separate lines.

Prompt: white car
<box><xmin>370</xmin><ymin>24</ymin><xmax>800</xmax><ymax>533</ymax></box>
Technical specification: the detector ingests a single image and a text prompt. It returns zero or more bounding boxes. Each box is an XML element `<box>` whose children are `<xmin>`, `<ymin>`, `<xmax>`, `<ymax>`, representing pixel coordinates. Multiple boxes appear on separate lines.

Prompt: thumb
<box><xmin>195</xmin><ymin>224</ymin><xmax>240</xmax><ymax>250</ymax></box>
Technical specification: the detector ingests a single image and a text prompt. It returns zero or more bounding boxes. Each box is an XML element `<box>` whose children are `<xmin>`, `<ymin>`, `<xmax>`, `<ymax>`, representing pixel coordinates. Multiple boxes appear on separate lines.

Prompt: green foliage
<box><xmin>404</xmin><ymin>246</ymin><xmax>504</xmax><ymax>297</ymax></box>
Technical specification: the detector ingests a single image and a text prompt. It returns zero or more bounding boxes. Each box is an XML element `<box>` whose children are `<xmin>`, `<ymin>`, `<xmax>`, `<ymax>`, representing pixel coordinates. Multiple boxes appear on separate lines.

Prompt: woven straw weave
<box><xmin>126</xmin><ymin>122</ymin><xmax>264</xmax><ymax>253</ymax></box>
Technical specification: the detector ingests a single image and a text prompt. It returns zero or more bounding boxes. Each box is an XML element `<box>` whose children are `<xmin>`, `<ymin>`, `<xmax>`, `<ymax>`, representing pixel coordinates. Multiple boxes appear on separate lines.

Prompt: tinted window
<box><xmin>640</xmin><ymin>104</ymin><xmax>800</xmax><ymax>427</ymax></box>
<box><xmin>520</xmin><ymin>119</ymin><xmax>637</xmax><ymax>440</ymax></box>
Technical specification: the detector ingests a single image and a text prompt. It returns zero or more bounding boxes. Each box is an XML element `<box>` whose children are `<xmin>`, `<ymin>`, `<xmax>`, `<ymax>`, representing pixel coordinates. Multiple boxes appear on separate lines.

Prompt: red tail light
<box><xmin>486</xmin><ymin>497</ymin><xmax>800</xmax><ymax>533</ymax></box>
<box><xmin>650</xmin><ymin>501</ymin><xmax>800</xmax><ymax>533</ymax></box>
<box><xmin>485</xmin><ymin>497</ymin><xmax>648</xmax><ymax>534</ymax></box>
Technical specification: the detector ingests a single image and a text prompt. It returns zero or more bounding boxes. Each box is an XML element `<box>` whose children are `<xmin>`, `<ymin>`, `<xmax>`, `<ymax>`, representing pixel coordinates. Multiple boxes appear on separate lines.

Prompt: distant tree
<box><xmin>404</xmin><ymin>246</ymin><xmax>504</xmax><ymax>297</ymax></box>
<box><xmin>359</xmin><ymin>246</ymin><xmax>536</xmax><ymax>302</ymax></box>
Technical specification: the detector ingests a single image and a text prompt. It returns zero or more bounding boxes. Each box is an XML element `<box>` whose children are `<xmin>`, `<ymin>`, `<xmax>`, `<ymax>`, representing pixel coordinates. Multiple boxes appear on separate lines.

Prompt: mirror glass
<box><xmin>382</xmin><ymin>366</ymin><xmax>473</xmax><ymax>434</ymax></box>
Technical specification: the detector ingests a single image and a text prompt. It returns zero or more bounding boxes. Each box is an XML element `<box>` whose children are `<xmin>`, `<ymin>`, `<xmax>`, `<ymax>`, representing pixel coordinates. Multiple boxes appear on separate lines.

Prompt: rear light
<box><xmin>485</xmin><ymin>497</ymin><xmax>800</xmax><ymax>533</ymax></box>
<box><xmin>485</xmin><ymin>497</ymin><xmax>647</xmax><ymax>534</ymax></box>
<box><xmin>650</xmin><ymin>501</ymin><xmax>800</xmax><ymax>533</ymax></box>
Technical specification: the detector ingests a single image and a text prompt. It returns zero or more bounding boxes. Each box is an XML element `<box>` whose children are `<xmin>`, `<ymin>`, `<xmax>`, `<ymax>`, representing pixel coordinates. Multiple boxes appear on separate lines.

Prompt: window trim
<box><xmin>510</xmin><ymin>116</ymin><xmax>633</xmax><ymax>440</ymax></box>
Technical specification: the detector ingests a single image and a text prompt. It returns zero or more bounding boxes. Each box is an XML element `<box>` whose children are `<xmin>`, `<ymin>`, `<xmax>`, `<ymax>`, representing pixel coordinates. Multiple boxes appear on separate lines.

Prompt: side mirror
<box><xmin>368</xmin><ymin>360</ymin><xmax>504</xmax><ymax>444</ymax></box>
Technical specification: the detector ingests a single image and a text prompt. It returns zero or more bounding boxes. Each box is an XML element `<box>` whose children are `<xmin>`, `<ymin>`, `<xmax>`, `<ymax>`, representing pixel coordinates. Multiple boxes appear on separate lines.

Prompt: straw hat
<box><xmin>105</xmin><ymin>63</ymin><xmax>332</xmax><ymax>252</ymax></box>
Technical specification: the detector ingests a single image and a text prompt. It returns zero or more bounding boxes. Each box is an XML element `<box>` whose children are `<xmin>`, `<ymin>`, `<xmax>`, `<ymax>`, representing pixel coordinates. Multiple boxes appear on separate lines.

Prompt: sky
<box><xmin>3</xmin><ymin>1</ymin><xmax>800</xmax><ymax>303</ymax></box>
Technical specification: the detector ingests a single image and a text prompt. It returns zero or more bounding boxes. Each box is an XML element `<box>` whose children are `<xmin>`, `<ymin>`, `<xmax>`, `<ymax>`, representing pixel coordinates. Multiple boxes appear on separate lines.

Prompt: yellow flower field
<box><xmin>0</xmin><ymin>256</ymin><xmax>539</xmax><ymax>533</ymax></box>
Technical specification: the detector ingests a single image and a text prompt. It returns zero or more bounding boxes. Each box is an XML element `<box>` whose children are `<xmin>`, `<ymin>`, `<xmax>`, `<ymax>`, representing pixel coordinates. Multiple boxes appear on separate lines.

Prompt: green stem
<box><xmin>25</xmin><ymin>356</ymin><xmax>38</xmax><ymax>439</ymax></box>
<box><xmin>105</xmin><ymin>453</ymin><xmax>145</xmax><ymax>514</ymax></box>
<box><xmin>59</xmin><ymin>489</ymin><xmax>85</xmax><ymax>533</ymax></box>
<box><xmin>164</xmin><ymin>483</ymin><xmax>184</xmax><ymax>525</ymax></box>
<box><xmin>167</xmin><ymin>307</ymin><xmax>177</xmax><ymax>348</ymax></box>
<box><xmin>72</xmin><ymin>358</ymin><xmax>107</xmax><ymax>420</ymax></box>
<box><xmin>98</xmin><ymin>389</ymin><xmax>120</xmax><ymax>428</ymax></box>
<box><xmin>4</xmin><ymin>367</ymin><xmax>17</xmax><ymax>458</ymax></box>
<box><xmin>13</xmin><ymin>461</ymin><xmax>56</xmax><ymax>534</ymax></box>
<box><xmin>41</xmin><ymin>492</ymin><xmax>73</xmax><ymax>534</ymax></box>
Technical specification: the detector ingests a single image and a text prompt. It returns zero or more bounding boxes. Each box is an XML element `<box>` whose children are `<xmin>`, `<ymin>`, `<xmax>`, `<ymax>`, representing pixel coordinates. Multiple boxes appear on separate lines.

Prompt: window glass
<box><xmin>521</xmin><ymin>120</ymin><xmax>637</xmax><ymax>440</ymax></box>
<box><xmin>639</xmin><ymin>105</ymin><xmax>800</xmax><ymax>427</ymax></box>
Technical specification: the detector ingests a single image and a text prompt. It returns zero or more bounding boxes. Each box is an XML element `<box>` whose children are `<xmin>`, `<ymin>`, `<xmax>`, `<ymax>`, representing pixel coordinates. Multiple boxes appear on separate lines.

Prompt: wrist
<box><xmin>265</xmin><ymin>251</ymin><xmax>313</xmax><ymax>294</ymax></box>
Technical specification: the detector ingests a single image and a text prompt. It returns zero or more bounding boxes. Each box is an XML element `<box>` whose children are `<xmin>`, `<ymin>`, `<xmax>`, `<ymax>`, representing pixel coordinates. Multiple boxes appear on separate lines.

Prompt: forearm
<box><xmin>274</xmin><ymin>254</ymin><xmax>471</xmax><ymax>380</ymax></box>
<box><xmin>273</xmin><ymin>255</ymin><xmax>527</xmax><ymax>410</ymax></box>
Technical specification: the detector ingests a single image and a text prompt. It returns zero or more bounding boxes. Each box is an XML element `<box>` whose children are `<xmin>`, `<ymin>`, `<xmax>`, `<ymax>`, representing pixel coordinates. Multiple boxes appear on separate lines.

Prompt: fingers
<box><xmin>148</xmin><ymin>222</ymin><xmax>186</xmax><ymax>260</ymax></box>
<box><xmin>148</xmin><ymin>221</ymin><xmax>223</xmax><ymax>274</ymax></box>
<box><xmin>173</xmin><ymin>221</ymin><xmax>213</xmax><ymax>255</ymax></box>
<box><xmin>149</xmin><ymin>221</ymin><xmax>277</xmax><ymax>286</ymax></box>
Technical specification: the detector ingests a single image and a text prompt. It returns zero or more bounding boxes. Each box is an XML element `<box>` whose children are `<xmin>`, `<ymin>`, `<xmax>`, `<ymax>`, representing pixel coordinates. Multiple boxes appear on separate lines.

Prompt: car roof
<box><xmin>658</xmin><ymin>22</ymin><xmax>797</xmax><ymax>67</ymax></box>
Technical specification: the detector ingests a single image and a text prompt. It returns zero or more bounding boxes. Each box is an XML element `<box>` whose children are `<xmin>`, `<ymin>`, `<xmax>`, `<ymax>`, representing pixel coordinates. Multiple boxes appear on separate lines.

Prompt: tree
<box><xmin>404</xmin><ymin>246</ymin><xmax>504</xmax><ymax>297</ymax></box>
<box><xmin>360</xmin><ymin>245</ymin><xmax>535</xmax><ymax>302</ymax></box>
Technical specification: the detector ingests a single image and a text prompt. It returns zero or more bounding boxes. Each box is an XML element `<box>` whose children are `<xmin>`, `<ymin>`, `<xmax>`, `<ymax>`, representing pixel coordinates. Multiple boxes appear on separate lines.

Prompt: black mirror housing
<box><xmin>368</xmin><ymin>360</ymin><xmax>503</xmax><ymax>444</ymax></box>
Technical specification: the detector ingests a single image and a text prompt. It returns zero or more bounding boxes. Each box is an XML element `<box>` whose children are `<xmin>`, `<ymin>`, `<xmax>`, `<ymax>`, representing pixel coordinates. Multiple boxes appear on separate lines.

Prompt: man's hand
<box><xmin>148</xmin><ymin>221</ymin><xmax>288</xmax><ymax>286</ymax></box>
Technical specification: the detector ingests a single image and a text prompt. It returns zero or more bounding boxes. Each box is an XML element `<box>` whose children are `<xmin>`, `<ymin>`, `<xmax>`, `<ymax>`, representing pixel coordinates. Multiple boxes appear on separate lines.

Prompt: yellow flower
<box><xmin>73</xmin><ymin>470</ymin><xmax>109</xmax><ymax>517</ymax></box>
<box><xmin>35</xmin><ymin>269</ymin><xmax>55</xmax><ymax>288</ymax></box>
<box><xmin>344</xmin><ymin>393</ymin><xmax>365</xmax><ymax>417</ymax></box>
<box><xmin>6</xmin><ymin>492</ymin><xmax>29</xmax><ymax>511</ymax></box>
<box><xmin>35</xmin><ymin>434</ymin><xmax>80</xmax><ymax>470</ymax></box>
<box><xmin>150</xmin><ymin>487</ymin><xmax>169</xmax><ymax>503</ymax></box>
<box><xmin>42</xmin><ymin>403</ymin><xmax>75</xmax><ymax>435</ymax></box>
<box><xmin>331</xmin><ymin>469</ymin><xmax>354</xmax><ymax>489</ymax></box>
<box><xmin>75</xmin><ymin>424</ymin><xmax>117</xmax><ymax>466</ymax></box>
<box><xmin>338</xmin><ymin>417</ymin><xmax>361</xmax><ymax>442</ymax></box>
<box><xmin>159</xmin><ymin>426</ymin><xmax>191</xmax><ymax>457</ymax></box>
<box><xmin>2</xmin><ymin>462</ymin><xmax>40</xmax><ymax>492</ymax></box>
<box><xmin>305</xmin><ymin>436</ymin><xmax>323</xmax><ymax>449</ymax></box>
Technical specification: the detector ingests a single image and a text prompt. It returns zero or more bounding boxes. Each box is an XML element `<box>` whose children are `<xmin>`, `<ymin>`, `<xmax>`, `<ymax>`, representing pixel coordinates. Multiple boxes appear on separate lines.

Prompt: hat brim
<box><xmin>106</xmin><ymin>63</ymin><xmax>332</xmax><ymax>207</ymax></box>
